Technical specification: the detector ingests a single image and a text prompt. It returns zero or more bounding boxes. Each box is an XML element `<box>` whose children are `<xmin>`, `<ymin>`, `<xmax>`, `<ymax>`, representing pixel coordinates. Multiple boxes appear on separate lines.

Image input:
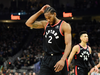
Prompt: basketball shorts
<box><xmin>74</xmin><ymin>66</ymin><xmax>89</xmax><ymax>75</ymax></box>
<box><xmin>38</xmin><ymin>54</ymin><xmax>69</xmax><ymax>75</ymax></box>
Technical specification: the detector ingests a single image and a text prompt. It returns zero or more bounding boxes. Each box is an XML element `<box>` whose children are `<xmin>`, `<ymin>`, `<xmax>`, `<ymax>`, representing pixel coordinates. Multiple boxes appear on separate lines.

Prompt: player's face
<box><xmin>80</xmin><ymin>34</ymin><xmax>88</xmax><ymax>43</ymax></box>
<box><xmin>44</xmin><ymin>12</ymin><xmax>56</xmax><ymax>25</ymax></box>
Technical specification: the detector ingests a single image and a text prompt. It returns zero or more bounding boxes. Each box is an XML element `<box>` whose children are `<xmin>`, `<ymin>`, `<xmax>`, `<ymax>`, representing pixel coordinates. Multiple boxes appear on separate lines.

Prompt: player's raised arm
<box><xmin>25</xmin><ymin>5</ymin><xmax>50</xmax><ymax>29</ymax></box>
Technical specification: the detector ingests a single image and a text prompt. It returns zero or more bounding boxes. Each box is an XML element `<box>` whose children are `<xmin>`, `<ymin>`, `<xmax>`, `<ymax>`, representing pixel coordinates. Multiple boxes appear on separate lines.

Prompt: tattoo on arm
<box><xmin>32</xmin><ymin>22</ymin><xmax>40</xmax><ymax>28</ymax></box>
<box><xmin>32</xmin><ymin>24</ymin><xmax>39</xmax><ymax>28</ymax></box>
<box><xmin>31</xmin><ymin>21</ymin><xmax>46</xmax><ymax>28</ymax></box>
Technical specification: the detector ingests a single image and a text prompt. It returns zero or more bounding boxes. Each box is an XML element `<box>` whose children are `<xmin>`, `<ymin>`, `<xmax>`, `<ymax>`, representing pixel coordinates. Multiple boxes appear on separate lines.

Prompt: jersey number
<box><xmin>48</xmin><ymin>36</ymin><xmax>52</xmax><ymax>43</ymax></box>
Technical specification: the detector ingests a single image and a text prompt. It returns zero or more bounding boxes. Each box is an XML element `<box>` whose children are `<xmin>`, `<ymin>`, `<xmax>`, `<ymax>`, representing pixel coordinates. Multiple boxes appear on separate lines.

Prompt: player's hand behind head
<box><xmin>40</xmin><ymin>4</ymin><xmax>50</xmax><ymax>13</ymax></box>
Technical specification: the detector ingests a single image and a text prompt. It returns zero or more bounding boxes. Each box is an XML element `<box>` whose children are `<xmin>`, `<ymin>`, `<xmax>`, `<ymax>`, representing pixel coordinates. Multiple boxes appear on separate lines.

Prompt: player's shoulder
<box><xmin>73</xmin><ymin>44</ymin><xmax>80</xmax><ymax>49</ymax></box>
<box><xmin>87</xmin><ymin>45</ymin><xmax>92</xmax><ymax>53</ymax></box>
<box><xmin>62</xmin><ymin>20</ymin><xmax>71</xmax><ymax>26</ymax></box>
<box><xmin>70</xmin><ymin>44</ymin><xmax>80</xmax><ymax>53</ymax></box>
<box><xmin>61</xmin><ymin>20</ymin><xmax>71</xmax><ymax>31</ymax></box>
<box><xmin>87</xmin><ymin>45</ymin><xmax>91</xmax><ymax>49</ymax></box>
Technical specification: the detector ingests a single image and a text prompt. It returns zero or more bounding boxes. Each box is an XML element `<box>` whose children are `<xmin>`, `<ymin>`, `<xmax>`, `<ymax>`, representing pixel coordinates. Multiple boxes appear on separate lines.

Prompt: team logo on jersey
<box><xmin>55</xmin><ymin>26</ymin><xmax>59</xmax><ymax>29</ymax></box>
<box><xmin>45</xmin><ymin>29</ymin><xmax>59</xmax><ymax>39</ymax></box>
<box><xmin>78</xmin><ymin>67</ymin><xmax>80</xmax><ymax>70</ymax></box>
<box><xmin>87</xmin><ymin>48</ymin><xmax>89</xmax><ymax>51</ymax></box>
<box><xmin>45</xmin><ymin>29</ymin><xmax>59</xmax><ymax>43</ymax></box>
<box><xmin>80</xmin><ymin>51</ymin><xmax>90</xmax><ymax>61</ymax></box>
<box><xmin>80</xmin><ymin>48</ymin><xmax>83</xmax><ymax>50</ymax></box>
<box><xmin>47</xmin><ymin>25</ymin><xmax>50</xmax><ymax>27</ymax></box>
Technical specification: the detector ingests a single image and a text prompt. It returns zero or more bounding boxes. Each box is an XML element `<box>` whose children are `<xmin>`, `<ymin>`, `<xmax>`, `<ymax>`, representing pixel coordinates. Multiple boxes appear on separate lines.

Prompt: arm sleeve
<box><xmin>89</xmin><ymin>54</ymin><xmax>95</xmax><ymax>67</ymax></box>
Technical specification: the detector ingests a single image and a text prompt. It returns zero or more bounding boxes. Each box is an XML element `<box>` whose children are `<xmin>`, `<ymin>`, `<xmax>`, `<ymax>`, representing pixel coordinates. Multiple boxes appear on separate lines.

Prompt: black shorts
<box><xmin>38</xmin><ymin>54</ymin><xmax>69</xmax><ymax>75</ymax></box>
<box><xmin>74</xmin><ymin>66</ymin><xmax>89</xmax><ymax>75</ymax></box>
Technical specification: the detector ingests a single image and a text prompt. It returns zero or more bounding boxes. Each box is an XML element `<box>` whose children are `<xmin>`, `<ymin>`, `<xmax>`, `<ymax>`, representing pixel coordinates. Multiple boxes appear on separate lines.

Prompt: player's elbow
<box><xmin>25</xmin><ymin>21</ymin><xmax>28</xmax><ymax>26</ymax></box>
<box><xmin>65</xmin><ymin>42</ymin><xmax>71</xmax><ymax>47</ymax></box>
<box><xmin>69</xmin><ymin>42</ymin><xmax>72</xmax><ymax>46</ymax></box>
<box><xmin>68</xmin><ymin>60</ymin><xmax>70</xmax><ymax>66</ymax></box>
<box><xmin>25</xmin><ymin>22</ymin><xmax>31</xmax><ymax>27</ymax></box>
<box><xmin>68</xmin><ymin>58</ymin><xmax>72</xmax><ymax>66</ymax></box>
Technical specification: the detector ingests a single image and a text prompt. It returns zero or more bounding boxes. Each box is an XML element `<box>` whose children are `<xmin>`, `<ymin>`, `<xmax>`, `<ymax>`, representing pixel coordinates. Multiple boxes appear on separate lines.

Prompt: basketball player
<box><xmin>25</xmin><ymin>5</ymin><xmax>71</xmax><ymax>75</ymax></box>
<box><xmin>68</xmin><ymin>31</ymin><xmax>98</xmax><ymax>75</ymax></box>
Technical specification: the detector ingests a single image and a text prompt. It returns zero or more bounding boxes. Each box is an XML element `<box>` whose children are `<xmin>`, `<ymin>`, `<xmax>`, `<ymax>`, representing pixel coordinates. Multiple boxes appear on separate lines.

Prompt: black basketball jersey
<box><xmin>74</xmin><ymin>44</ymin><xmax>91</xmax><ymax>68</ymax></box>
<box><xmin>43</xmin><ymin>20</ymin><xmax>65</xmax><ymax>54</ymax></box>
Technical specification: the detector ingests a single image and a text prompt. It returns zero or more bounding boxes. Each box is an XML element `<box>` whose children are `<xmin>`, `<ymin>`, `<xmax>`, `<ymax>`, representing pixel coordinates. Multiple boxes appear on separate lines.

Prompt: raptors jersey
<box><xmin>74</xmin><ymin>44</ymin><xmax>91</xmax><ymax>68</ymax></box>
<box><xmin>43</xmin><ymin>20</ymin><xmax>65</xmax><ymax>54</ymax></box>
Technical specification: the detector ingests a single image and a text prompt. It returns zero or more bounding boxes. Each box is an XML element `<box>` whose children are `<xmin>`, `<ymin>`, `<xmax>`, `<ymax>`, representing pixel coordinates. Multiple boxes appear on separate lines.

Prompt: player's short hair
<box><xmin>79</xmin><ymin>31</ymin><xmax>87</xmax><ymax>37</ymax></box>
<box><xmin>44</xmin><ymin>7</ymin><xmax>56</xmax><ymax>14</ymax></box>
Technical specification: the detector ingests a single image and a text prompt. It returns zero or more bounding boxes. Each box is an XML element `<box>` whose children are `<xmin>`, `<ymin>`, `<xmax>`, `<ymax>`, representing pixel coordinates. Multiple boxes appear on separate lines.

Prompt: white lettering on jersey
<box><xmin>45</xmin><ymin>29</ymin><xmax>59</xmax><ymax>43</ymax></box>
<box><xmin>48</xmin><ymin>36</ymin><xmax>52</xmax><ymax>43</ymax></box>
<box><xmin>80</xmin><ymin>51</ymin><xmax>90</xmax><ymax>61</ymax></box>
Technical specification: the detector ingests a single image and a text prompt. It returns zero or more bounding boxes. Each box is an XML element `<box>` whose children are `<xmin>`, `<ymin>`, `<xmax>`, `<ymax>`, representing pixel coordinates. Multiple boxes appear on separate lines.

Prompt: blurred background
<box><xmin>0</xmin><ymin>0</ymin><xmax>100</xmax><ymax>75</ymax></box>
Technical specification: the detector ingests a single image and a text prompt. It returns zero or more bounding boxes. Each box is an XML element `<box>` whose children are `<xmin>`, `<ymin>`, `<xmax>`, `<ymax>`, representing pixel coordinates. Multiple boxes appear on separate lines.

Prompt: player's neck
<box><xmin>50</xmin><ymin>18</ymin><xmax>60</xmax><ymax>26</ymax></box>
<box><xmin>80</xmin><ymin>42</ymin><xmax>87</xmax><ymax>47</ymax></box>
<box><xmin>55</xmin><ymin>18</ymin><xmax>60</xmax><ymax>24</ymax></box>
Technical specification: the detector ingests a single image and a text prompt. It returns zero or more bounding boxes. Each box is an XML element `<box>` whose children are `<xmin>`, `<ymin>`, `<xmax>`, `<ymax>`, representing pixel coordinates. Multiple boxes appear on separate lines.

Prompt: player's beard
<box><xmin>51</xmin><ymin>18</ymin><xmax>55</xmax><ymax>25</ymax></box>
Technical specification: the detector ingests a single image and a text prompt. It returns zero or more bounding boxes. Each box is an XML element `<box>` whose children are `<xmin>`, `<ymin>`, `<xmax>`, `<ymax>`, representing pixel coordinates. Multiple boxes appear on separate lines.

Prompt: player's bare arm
<box><xmin>61</xmin><ymin>22</ymin><xmax>72</xmax><ymax>61</ymax></box>
<box><xmin>25</xmin><ymin>5</ymin><xmax>50</xmax><ymax>29</ymax></box>
<box><xmin>54</xmin><ymin>21</ymin><xmax>72</xmax><ymax>72</ymax></box>
<box><xmin>31</xmin><ymin>20</ymin><xmax>47</xmax><ymax>29</ymax></box>
<box><xmin>68</xmin><ymin>45</ymin><xmax>79</xmax><ymax>66</ymax></box>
